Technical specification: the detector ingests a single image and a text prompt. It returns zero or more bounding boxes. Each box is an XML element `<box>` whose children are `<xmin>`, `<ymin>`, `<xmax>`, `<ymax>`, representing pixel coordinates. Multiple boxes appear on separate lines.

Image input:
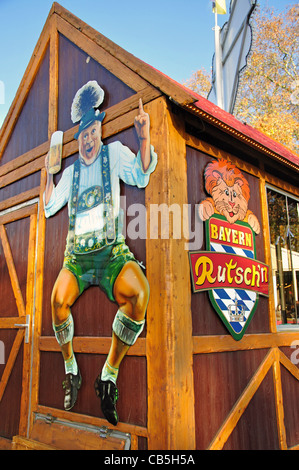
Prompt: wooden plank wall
<box><xmin>185</xmin><ymin>136</ymin><xmax>299</xmax><ymax>450</ymax></box>
<box><xmin>1</xmin><ymin>5</ymin><xmax>298</xmax><ymax>449</ymax></box>
<box><xmin>37</xmin><ymin>31</ymin><xmax>151</xmax><ymax>448</ymax></box>
<box><xmin>0</xmin><ymin>18</ymin><xmax>160</xmax><ymax>449</ymax></box>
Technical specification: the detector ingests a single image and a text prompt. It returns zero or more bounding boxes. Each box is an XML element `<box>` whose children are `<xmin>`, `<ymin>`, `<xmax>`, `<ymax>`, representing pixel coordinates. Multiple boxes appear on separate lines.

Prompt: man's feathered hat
<box><xmin>71</xmin><ymin>80</ymin><xmax>105</xmax><ymax>139</ymax></box>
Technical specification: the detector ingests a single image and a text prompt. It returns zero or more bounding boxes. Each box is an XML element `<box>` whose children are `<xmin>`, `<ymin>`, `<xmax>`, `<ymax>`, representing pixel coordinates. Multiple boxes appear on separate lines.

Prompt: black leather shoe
<box><xmin>62</xmin><ymin>370</ymin><xmax>82</xmax><ymax>411</ymax></box>
<box><xmin>94</xmin><ymin>377</ymin><xmax>119</xmax><ymax>426</ymax></box>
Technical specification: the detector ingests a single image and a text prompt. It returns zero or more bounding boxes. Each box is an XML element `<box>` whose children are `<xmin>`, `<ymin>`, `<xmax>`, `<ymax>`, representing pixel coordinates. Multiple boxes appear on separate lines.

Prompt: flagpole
<box><xmin>213</xmin><ymin>7</ymin><xmax>224</xmax><ymax>109</ymax></box>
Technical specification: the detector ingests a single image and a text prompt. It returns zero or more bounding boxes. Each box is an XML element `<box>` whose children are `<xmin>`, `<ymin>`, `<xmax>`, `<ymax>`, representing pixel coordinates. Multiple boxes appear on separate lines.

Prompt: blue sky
<box><xmin>0</xmin><ymin>0</ymin><xmax>296</xmax><ymax>127</ymax></box>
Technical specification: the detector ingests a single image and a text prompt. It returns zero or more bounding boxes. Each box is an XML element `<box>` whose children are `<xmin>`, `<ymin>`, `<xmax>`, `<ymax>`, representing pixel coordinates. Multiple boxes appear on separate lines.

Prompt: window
<box><xmin>267</xmin><ymin>187</ymin><xmax>299</xmax><ymax>328</ymax></box>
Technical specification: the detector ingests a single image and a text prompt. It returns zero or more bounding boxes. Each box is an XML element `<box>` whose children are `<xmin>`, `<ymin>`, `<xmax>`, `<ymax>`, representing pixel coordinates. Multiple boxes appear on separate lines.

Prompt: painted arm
<box><xmin>134</xmin><ymin>99</ymin><xmax>151</xmax><ymax>172</ymax></box>
<box><xmin>44</xmin><ymin>152</ymin><xmax>54</xmax><ymax>206</ymax></box>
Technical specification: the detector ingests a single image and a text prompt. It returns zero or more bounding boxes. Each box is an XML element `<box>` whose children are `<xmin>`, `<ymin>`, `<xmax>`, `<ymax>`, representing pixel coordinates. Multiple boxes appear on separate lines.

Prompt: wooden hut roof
<box><xmin>0</xmin><ymin>2</ymin><xmax>298</xmax><ymax>174</ymax></box>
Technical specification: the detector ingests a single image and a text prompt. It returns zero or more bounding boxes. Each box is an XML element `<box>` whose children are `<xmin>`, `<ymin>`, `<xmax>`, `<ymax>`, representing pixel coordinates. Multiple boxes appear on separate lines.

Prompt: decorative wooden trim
<box><xmin>185</xmin><ymin>129</ymin><xmax>299</xmax><ymax>198</ymax></box>
<box><xmin>264</xmin><ymin>172</ymin><xmax>299</xmax><ymax>198</ymax></box>
<box><xmin>145</xmin><ymin>97</ymin><xmax>195</xmax><ymax>450</ymax></box>
<box><xmin>185</xmin><ymin>126</ymin><xmax>263</xmax><ymax>179</ymax></box>
<box><xmin>184</xmin><ymin>103</ymin><xmax>299</xmax><ymax>174</ymax></box>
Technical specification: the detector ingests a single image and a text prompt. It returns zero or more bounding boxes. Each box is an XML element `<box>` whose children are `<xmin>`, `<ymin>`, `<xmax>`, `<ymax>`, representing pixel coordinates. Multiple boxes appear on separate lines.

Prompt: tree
<box><xmin>184</xmin><ymin>5</ymin><xmax>299</xmax><ymax>154</ymax></box>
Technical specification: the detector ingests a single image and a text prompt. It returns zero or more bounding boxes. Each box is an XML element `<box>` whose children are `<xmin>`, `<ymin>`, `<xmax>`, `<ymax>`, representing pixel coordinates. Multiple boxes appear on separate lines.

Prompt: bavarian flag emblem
<box><xmin>189</xmin><ymin>159</ymin><xmax>269</xmax><ymax>341</ymax></box>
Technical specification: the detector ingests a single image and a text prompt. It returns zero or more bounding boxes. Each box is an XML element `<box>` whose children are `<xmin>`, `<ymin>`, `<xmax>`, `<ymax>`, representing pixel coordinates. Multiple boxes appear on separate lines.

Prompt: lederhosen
<box><xmin>65</xmin><ymin>145</ymin><xmax>116</xmax><ymax>255</ymax></box>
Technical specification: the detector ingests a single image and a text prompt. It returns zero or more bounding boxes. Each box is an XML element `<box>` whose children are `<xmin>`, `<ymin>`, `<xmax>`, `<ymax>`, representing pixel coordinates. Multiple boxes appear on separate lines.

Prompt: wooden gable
<box><xmin>0</xmin><ymin>2</ymin><xmax>167</xmax><ymax>196</ymax></box>
<box><xmin>0</xmin><ymin>2</ymin><xmax>298</xmax><ymax>451</ymax></box>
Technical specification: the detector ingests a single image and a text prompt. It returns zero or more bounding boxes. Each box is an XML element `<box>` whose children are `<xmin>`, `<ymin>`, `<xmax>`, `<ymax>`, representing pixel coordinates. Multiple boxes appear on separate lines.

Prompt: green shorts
<box><xmin>63</xmin><ymin>236</ymin><xmax>136</xmax><ymax>302</ymax></box>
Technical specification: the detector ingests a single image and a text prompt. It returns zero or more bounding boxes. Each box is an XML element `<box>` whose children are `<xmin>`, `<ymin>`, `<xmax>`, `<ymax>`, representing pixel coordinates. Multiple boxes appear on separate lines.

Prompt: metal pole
<box><xmin>214</xmin><ymin>10</ymin><xmax>224</xmax><ymax>109</ymax></box>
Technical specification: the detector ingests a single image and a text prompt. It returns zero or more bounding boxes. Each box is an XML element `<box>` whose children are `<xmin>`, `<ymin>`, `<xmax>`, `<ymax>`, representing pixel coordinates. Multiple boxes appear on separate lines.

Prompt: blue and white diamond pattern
<box><xmin>210</xmin><ymin>241</ymin><xmax>257</xmax><ymax>336</ymax></box>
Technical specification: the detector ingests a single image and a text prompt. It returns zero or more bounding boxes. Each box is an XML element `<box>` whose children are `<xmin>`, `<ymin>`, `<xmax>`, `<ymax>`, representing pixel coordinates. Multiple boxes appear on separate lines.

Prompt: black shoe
<box><xmin>62</xmin><ymin>370</ymin><xmax>82</xmax><ymax>411</ymax></box>
<box><xmin>94</xmin><ymin>377</ymin><xmax>119</xmax><ymax>426</ymax></box>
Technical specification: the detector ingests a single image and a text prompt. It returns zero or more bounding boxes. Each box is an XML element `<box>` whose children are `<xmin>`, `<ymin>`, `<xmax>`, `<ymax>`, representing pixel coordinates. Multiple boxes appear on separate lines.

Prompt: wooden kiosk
<box><xmin>0</xmin><ymin>3</ymin><xmax>298</xmax><ymax>450</ymax></box>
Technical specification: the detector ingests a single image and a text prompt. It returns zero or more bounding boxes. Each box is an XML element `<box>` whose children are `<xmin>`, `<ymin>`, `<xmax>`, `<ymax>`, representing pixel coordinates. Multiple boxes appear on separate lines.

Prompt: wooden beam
<box><xmin>52</xmin><ymin>4</ymin><xmax>194</xmax><ymax>106</ymax></box>
<box><xmin>48</xmin><ymin>16</ymin><xmax>59</xmax><ymax>138</ymax></box>
<box><xmin>0</xmin><ymin>330</ymin><xmax>25</xmax><ymax>402</ymax></box>
<box><xmin>192</xmin><ymin>332</ymin><xmax>299</xmax><ymax>354</ymax></box>
<box><xmin>39</xmin><ymin>336</ymin><xmax>146</xmax><ymax>356</ymax></box>
<box><xmin>145</xmin><ymin>97</ymin><xmax>195</xmax><ymax>450</ymax></box>
<box><xmin>27</xmin><ymin>169</ymin><xmax>46</xmax><ymax>436</ymax></box>
<box><xmin>259</xmin><ymin>174</ymin><xmax>276</xmax><ymax>332</ymax></box>
<box><xmin>273</xmin><ymin>349</ymin><xmax>287</xmax><ymax>450</ymax></box>
<box><xmin>0</xmin><ymin>225</ymin><xmax>26</xmax><ymax>317</ymax></box>
<box><xmin>35</xmin><ymin>404</ymin><xmax>148</xmax><ymax>439</ymax></box>
<box><xmin>278</xmin><ymin>348</ymin><xmax>299</xmax><ymax>381</ymax></box>
<box><xmin>55</xmin><ymin>15</ymin><xmax>147</xmax><ymax>93</ymax></box>
<box><xmin>0</xmin><ymin>204</ymin><xmax>37</xmax><ymax>225</ymax></box>
<box><xmin>0</xmin><ymin>141</ymin><xmax>49</xmax><ymax>178</ymax></box>
<box><xmin>208</xmin><ymin>348</ymin><xmax>275</xmax><ymax>450</ymax></box>
<box><xmin>0</xmin><ymin>316</ymin><xmax>26</xmax><ymax>329</ymax></box>
<box><xmin>0</xmin><ymin>22</ymin><xmax>50</xmax><ymax>161</ymax></box>
<box><xmin>19</xmin><ymin>213</ymin><xmax>37</xmax><ymax>436</ymax></box>
<box><xmin>0</xmin><ymin>187</ymin><xmax>40</xmax><ymax>212</ymax></box>
<box><xmin>0</xmin><ymin>90</ymin><xmax>161</xmax><ymax>189</ymax></box>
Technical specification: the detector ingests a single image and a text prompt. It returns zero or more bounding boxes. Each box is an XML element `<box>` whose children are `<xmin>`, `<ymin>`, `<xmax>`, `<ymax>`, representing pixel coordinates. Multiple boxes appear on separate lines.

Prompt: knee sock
<box><xmin>112</xmin><ymin>309</ymin><xmax>145</xmax><ymax>346</ymax></box>
<box><xmin>101</xmin><ymin>360</ymin><xmax>119</xmax><ymax>384</ymax></box>
<box><xmin>64</xmin><ymin>354</ymin><xmax>78</xmax><ymax>375</ymax></box>
<box><xmin>53</xmin><ymin>313</ymin><xmax>78</xmax><ymax>375</ymax></box>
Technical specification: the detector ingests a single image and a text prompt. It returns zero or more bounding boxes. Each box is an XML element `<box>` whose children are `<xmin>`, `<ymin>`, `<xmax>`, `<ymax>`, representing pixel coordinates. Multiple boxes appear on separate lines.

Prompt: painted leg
<box><xmin>95</xmin><ymin>261</ymin><xmax>149</xmax><ymax>425</ymax></box>
<box><xmin>108</xmin><ymin>260</ymin><xmax>149</xmax><ymax>374</ymax></box>
<box><xmin>51</xmin><ymin>268</ymin><xmax>81</xmax><ymax>410</ymax></box>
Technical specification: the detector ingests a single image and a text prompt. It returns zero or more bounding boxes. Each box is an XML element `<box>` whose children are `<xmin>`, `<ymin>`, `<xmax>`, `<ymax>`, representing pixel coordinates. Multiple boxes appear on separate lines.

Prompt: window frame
<box><xmin>266</xmin><ymin>184</ymin><xmax>299</xmax><ymax>332</ymax></box>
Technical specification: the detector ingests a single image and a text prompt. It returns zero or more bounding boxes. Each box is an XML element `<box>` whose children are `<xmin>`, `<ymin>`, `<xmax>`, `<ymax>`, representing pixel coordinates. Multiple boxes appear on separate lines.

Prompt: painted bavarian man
<box><xmin>44</xmin><ymin>81</ymin><xmax>157</xmax><ymax>425</ymax></box>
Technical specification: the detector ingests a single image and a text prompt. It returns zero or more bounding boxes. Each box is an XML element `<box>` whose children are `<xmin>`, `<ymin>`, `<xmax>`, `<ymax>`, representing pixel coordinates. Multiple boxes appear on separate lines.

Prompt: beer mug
<box><xmin>49</xmin><ymin>131</ymin><xmax>63</xmax><ymax>174</ymax></box>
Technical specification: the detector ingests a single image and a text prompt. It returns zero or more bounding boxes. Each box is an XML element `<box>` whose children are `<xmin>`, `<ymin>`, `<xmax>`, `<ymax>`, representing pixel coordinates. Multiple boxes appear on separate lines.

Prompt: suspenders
<box><xmin>67</xmin><ymin>145</ymin><xmax>116</xmax><ymax>254</ymax></box>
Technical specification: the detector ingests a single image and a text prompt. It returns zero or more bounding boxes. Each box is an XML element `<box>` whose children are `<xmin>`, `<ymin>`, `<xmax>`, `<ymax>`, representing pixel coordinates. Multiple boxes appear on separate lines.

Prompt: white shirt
<box><xmin>44</xmin><ymin>141</ymin><xmax>157</xmax><ymax>238</ymax></box>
